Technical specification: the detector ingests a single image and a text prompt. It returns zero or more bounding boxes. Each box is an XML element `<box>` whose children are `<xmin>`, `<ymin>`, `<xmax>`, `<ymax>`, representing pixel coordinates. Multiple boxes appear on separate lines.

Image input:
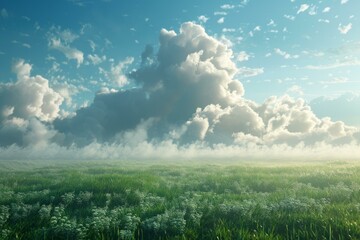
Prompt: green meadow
<box><xmin>1</xmin><ymin>159</ymin><xmax>360</xmax><ymax>239</ymax></box>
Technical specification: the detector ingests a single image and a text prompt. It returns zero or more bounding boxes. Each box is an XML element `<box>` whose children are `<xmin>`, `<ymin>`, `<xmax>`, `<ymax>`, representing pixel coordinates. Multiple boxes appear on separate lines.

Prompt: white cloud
<box><xmin>297</xmin><ymin>4</ymin><xmax>310</xmax><ymax>14</ymax></box>
<box><xmin>219</xmin><ymin>35</ymin><xmax>233</xmax><ymax>47</ymax></box>
<box><xmin>97</xmin><ymin>87</ymin><xmax>119</xmax><ymax>95</ymax></box>
<box><xmin>180</xmin><ymin>95</ymin><xmax>359</xmax><ymax>148</ymax></box>
<box><xmin>222</xmin><ymin>28</ymin><xmax>235</xmax><ymax>33</ymax></box>
<box><xmin>267</xmin><ymin>19</ymin><xmax>276</xmax><ymax>27</ymax></box>
<box><xmin>198</xmin><ymin>15</ymin><xmax>209</xmax><ymax>24</ymax></box>
<box><xmin>274</xmin><ymin>48</ymin><xmax>299</xmax><ymax>59</ymax></box>
<box><xmin>58</xmin><ymin>29</ymin><xmax>79</xmax><ymax>43</ymax></box>
<box><xmin>49</xmin><ymin>38</ymin><xmax>84</xmax><ymax>67</ymax></box>
<box><xmin>221</xmin><ymin>4</ymin><xmax>235</xmax><ymax>10</ymax></box>
<box><xmin>240</xmin><ymin>0</ymin><xmax>249</xmax><ymax>6</ymax></box>
<box><xmin>286</xmin><ymin>85</ymin><xmax>304</xmax><ymax>96</ymax></box>
<box><xmin>52</xmin><ymin>23</ymin><xmax>358</xmax><ymax>150</ymax></box>
<box><xmin>2</xmin><ymin>22</ymin><xmax>360</xmax><ymax>158</ymax></box>
<box><xmin>284</xmin><ymin>15</ymin><xmax>295</xmax><ymax>21</ymax></box>
<box><xmin>217</xmin><ymin>17</ymin><xmax>225</xmax><ymax>24</ymax></box>
<box><xmin>52</xmin><ymin>81</ymin><xmax>85</xmax><ymax>107</ymax></box>
<box><xmin>338</xmin><ymin>23</ymin><xmax>352</xmax><ymax>34</ymax></box>
<box><xmin>88</xmin><ymin>54</ymin><xmax>106</xmax><ymax>65</ymax></box>
<box><xmin>322</xmin><ymin>7</ymin><xmax>331</xmax><ymax>13</ymax></box>
<box><xmin>0</xmin><ymin>60</ymin><xmax>63</xmax><ymax>147</ymax></box>
<box><xmin>254</xmin><ymin>26</ymin><xmax>261</xmax><ymax>31</ymax></box>
<box><xmin>341</xmin><ymin>0</ymin><xmax>349</xmax><ymax>4</ymax></box>
<box><xmin>249</xmin><ymin>26</ymin><xmax>261</xmax><ymax>37</ymax></box>
<box><xmin>308</xmin><ymin>5</ymin><xmax>317</xmax><ymax>15</ymax></box>
<box><xmin>236</xmin><ymin>51</ymin><xmax>250</xmax><ymax>62</ymax></box>
<box><xmin>110</xmin><ymin>57</ymin><xmax>134</xmax><ymax>86</ymax></box>
<box><xmin>48</xmin><ymin>27</ymin><xmax>84</xmax><ymax>67</ymax></box>
<box><xmin>318</xmin><ymin>19</ymin><xmax>330</xmax><ymax>23</ymax></box>
<box><xmin>7</xmin><ymin>60</ymin><xmax>64</xmax><ymax>122</ymax></box>
<box><xmin>54</xmin><ymin>22</ymin><xmax>243</xmax><ymax>146</ymax></box>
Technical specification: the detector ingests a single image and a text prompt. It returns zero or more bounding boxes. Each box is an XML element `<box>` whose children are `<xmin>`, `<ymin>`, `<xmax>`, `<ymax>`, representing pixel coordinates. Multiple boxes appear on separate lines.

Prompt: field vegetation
<box><xmin>1</xmin><ymin>159</ymin><xmax>360</xmax><ymax>239</ymax></box>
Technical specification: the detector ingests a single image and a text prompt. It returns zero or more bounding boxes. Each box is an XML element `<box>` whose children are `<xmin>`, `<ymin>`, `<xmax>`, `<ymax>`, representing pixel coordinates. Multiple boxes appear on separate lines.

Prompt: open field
<box><xmin>1</xmin><ymin>159</ymin><xmax>360</xmax><ymax>239</ymax></box>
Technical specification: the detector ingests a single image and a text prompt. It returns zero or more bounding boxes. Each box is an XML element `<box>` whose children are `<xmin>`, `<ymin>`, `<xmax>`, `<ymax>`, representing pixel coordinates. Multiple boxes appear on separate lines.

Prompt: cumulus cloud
<box><xmin>51</xmin><ymin>22</ymin><xmax>360</xmax><ymax>151</ymax></box>
<box><xmin>4</xmin><ymin>60</ymin><xmax>64</xmax><ymax>122</ymax></box>
<box><xmin>1</xmin><ymin>22</ymin><xmax>360</xmax><ymax>159</ymax></box>
<box><xmin>179</xmin><ymin>95</ymin><xmax>359</xmax><ymax>148</ymax></box>
<box><xmin>0</xmin><ymin>60</ymin><xmax>63</xmax><ymax>147</ymax></box>
<box><xmin>54</xmin><ymin>22</ymin><xmax>244</xmax><ymax>146</ymax></box>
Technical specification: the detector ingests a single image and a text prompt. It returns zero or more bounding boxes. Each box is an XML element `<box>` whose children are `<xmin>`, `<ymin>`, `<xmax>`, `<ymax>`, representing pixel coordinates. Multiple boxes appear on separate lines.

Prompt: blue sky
<box><xmin>2</xmin><ymin>0</ymin><xmax>360</xmax><ymax>103</ymax></box>
<box><xmin>1</xmin><ymin>0</ymin><xmax>360</xmax><ymax>159</ymax></box>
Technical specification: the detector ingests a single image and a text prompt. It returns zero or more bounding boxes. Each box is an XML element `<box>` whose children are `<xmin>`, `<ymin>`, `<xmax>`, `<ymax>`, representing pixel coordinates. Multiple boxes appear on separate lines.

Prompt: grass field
<box><xmin>1</xmin><ymin>159</ymin><xmax>360</xmax><ymax>239</ymax></box>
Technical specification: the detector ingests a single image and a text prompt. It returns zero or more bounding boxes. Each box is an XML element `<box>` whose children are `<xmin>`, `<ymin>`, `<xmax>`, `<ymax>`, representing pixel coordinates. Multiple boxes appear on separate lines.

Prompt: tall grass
<box><xmin>1</xmin><ymin>160</ymin><xmax>360</xmax><ymax>239</ymax></box>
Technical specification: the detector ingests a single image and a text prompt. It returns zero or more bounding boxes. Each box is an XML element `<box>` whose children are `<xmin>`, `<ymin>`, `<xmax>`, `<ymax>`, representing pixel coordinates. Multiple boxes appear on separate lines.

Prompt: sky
<box><xmin>1</xmin><ymin>0</ymin><xmax>360</xmax><ymax>160</ymax></box>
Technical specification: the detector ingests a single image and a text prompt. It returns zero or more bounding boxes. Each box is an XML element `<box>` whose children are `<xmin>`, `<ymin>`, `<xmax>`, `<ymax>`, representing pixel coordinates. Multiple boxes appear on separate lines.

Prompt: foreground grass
<box><xmin>1</xmin><ymin>159</ymin><xmax>360</xmax><ymax>239</ymax></box>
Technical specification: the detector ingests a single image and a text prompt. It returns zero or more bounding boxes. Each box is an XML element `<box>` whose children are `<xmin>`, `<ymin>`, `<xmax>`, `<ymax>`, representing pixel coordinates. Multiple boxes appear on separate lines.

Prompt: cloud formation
<box><xmin>54</xmin><ymin>22</ymin><xmax>244</xmax><ymax>146</ymax></box>
<box><xmin>49</xmin><ymin>39</ymin><xmax>84</xmax><ymax>67</ymax></box>
<box><xmin>48</xmin><ymin>27</ymin><xmax>84</xmax><ymax>67</ymax></box>
<box><xmin>0</xmin><ymin>60</ymin><xmax>63</xmax><ymax>147</ymax></box>
<box><xmin>1</xmin><ymin>22</ymin><xmax>360</xmax><ymax>159</ymax></box>
<box><xmin>297</xmin><ymin>4</ymin><xmax>310</xmax><ymax>14</ymax></box>
<box><xmin>338</xmin><ymin>23</ymin><xmax>352</xmax><ymax>34</ymax></box>
<box><xmin>52</xmin><ymin>22</ymin><xmax>359</xmax><ymax>150</ymax></box>
<box><xmin>274</xmin><ymin>48</ymin><xmax>299</xmax><ymax>59</ymax></box>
